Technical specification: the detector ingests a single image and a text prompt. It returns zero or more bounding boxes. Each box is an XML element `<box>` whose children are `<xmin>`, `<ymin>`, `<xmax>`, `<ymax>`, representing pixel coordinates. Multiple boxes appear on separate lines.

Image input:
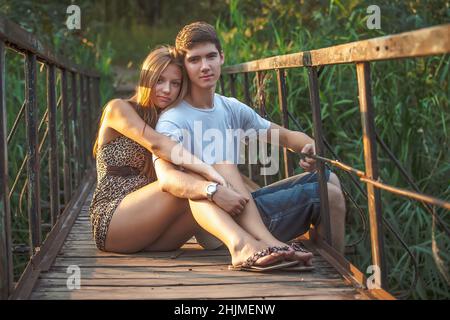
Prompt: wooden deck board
<box><xmin>29</xmin><ymin>185</ymin><xmax>380</xmax><ymax>300</ymax></box>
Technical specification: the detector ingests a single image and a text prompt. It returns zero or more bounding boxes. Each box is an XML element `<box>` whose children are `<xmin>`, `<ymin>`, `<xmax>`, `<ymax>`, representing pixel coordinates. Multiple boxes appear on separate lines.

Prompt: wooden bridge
<box><xmin>0</xmin><ymin>16</ymin><xmax>449</xmax><ymax>300</ymax></box>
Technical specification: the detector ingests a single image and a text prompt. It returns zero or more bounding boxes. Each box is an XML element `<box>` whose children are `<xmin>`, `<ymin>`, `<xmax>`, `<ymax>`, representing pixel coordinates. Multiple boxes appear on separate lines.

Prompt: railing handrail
<box><xmin>223</xmin><ymin>24</ymin><xmax>450</xmax><ymax>73</ymax></box>
<box><xmin>0</xmin><ymin>15</ymin><xmax>99</xmax><ymax>78</ymax></box>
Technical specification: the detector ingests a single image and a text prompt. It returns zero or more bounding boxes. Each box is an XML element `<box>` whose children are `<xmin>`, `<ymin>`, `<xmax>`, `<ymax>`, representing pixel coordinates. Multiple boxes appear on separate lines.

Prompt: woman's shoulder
<box><xmin>105</xmin><ymin>98</ymin><xmax>134</xmax><ymax>112</ymax></box>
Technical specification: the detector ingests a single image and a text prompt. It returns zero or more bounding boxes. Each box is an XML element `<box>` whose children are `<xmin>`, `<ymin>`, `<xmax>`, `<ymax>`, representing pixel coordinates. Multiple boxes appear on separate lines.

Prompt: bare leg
<box><xmin>105</xmin><ymin>181</ymin><xmax>193</xmax><ymax>253</ymax></box>
<box><xmin>144</xmin><ymin>207</ymin><xmax>201</xmax><ymax>251</ymax></box>
<box><xmin>213</xmin><ymin>164</ymin><xmax>313</xmax><ymax>265</ymax></box>
<box><xmin>188</xmin><ymin>198</ymin><xmax>285</xmax><ymax>267</ymax></box>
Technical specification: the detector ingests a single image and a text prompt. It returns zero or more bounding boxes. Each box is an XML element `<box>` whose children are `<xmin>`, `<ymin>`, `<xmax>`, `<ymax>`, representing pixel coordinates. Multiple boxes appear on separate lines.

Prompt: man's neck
<box><xmin>185</xmin><ymin>85</ymin><xmax>216</xmax><ymax>109</ymax></box>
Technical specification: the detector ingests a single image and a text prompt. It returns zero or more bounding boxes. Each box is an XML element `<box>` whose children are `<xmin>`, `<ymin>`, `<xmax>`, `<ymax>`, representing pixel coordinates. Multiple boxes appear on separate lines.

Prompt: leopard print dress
<box><xmin>88</xmin><ymin>135</ymin><xmax>154</xmax><ymax>251</ymax></box>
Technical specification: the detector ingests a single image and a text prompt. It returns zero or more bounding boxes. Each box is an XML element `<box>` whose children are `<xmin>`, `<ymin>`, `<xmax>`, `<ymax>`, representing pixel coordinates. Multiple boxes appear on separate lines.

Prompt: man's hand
<box><xmin>212</xmin><ymin>185</ymin><xmax>249</xmax><ymax>217</ymax></box>
<box><xmin>299</xmin><ymin>143</ymin><xmax>317</xmax><ymax>172</ymax></box>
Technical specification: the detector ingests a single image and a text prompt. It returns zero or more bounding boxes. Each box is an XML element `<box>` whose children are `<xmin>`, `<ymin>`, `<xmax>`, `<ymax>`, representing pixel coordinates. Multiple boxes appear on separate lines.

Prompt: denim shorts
<box><xmin>251</xmin><ymin>169</ymin><xmax>331</xmax><ymax>242</ymax></box>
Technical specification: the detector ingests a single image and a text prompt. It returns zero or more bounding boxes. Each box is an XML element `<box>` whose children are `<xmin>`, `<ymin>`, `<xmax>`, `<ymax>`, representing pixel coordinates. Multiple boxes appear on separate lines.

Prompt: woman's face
<box><xmin>152</xmin><ymin>63</ymin><xmax>182</xmax><ymax>109</ymax></box>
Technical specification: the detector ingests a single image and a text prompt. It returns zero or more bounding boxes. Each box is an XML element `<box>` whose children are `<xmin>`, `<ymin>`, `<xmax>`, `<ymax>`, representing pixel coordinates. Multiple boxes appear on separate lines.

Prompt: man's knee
<box><xmin>327</xmin><ymin>183</ymin><xmax>346</xmax><ymax>212</ymax></box>
<box><xmin>328</xmin><ymin>172</ymin><xmax>341</xmax><ymax>188</ymax></box>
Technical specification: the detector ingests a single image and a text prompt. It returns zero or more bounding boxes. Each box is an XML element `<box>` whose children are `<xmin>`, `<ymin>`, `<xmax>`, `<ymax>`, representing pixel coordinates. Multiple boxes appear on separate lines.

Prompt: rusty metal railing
<box><xmin>0</xmin><ymin>16</ymin><xmax>101</xmax><ymax>299</ymax></box>
<box><xmin>221</xmin><ymin>24</ymin><xmax>450</xmax><ymax>291</ymax></box>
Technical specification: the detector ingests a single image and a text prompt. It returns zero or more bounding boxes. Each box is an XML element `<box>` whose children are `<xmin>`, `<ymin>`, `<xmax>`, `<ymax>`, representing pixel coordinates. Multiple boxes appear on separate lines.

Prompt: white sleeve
<box><xmin>229</xmin><ymin>97</ymin><xmax>271</xmax><ymax>131</ymax></box>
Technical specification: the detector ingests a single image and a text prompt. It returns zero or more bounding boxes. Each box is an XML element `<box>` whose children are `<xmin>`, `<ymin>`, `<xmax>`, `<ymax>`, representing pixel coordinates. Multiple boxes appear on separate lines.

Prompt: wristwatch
<box><xmin>206</xmin><ymin>182</ymin><xmax>219</xmax><ymax>201</ymax></box>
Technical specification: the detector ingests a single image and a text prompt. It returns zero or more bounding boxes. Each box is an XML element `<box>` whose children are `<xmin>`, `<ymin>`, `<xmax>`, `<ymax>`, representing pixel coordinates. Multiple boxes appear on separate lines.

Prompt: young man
<box><xmin>154</xmin><ymin>22</ymin><xmax>346</xmax><ymax>256</ymax></box>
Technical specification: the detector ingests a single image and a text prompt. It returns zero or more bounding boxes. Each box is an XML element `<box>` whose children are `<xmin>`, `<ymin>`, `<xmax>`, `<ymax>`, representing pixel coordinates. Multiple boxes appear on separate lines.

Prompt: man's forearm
<box><xmin>286</xmin><ymin>131</ymin><xmax>314</xmax><ymax>153</ymax></box>
<box><xmin>268</xmin><ymin>123</ymin><xmax>314</xmax><ymax>153</ymax></box>
<box><xmin>158</xmin><ymin>165</ymin><xmax>210</xmax><ymax>200</ymax></box>
<box><xmin>155</xmin><ymin>159</ymin><xmax>210</xmax><ymax>200</ymax></box>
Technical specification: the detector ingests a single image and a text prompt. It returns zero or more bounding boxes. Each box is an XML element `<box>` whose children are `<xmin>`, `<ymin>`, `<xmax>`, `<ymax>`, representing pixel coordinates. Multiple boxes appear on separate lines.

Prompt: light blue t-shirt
<box><xmin>155</xmin><ymin>93</ymin><xmax>271</xmax><ymax>164</ymax></box>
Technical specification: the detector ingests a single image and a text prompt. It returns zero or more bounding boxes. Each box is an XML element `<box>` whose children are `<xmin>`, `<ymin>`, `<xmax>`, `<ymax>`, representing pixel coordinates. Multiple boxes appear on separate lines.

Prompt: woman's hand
<box><xmin>212</xmin><ymin>185</ymin><xmax>250</xmax><ymax>216</ymax></box>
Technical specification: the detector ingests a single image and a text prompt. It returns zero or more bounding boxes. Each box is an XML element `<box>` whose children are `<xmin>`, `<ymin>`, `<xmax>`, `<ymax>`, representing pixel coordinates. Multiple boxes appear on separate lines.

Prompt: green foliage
<box><xmin>217</xmin><ymin>0</ymin><xmax>449</xmax><ymax>299</ymax></box>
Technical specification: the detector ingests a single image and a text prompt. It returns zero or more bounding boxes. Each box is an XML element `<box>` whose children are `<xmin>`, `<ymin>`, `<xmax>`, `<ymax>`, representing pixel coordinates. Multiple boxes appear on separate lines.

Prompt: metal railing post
<box><xmin>256</xmin><ymin>71</ymin><xmax>268</xmax><ymax>186</ymax></box>
<box><xmin>229</xmin><ymin>74</ymin><xmax>236</xmax><ymax>97</ymax></box>
<box><xmin>86</xmin><ymin>76</ymin><xmax>93</xmax><ymax>169</ymax></box>
<box><xmin>79</xmin><ymin>75</ymin><xmax>87</xmax><ymax>173</ymax></box>
<box><xmin>306</xmin><ymin>62</ymin><xmax>332</xmax><ymax>246</ymax></box>
<box><xmin>47</xmin><ymin>64</ymin><xmax>60</xmax><ymax>225</ymax></box>
<box><xmin>243</xmin><ymin>73</ymin><xmax>255</xmax><ymax>180</ymax></box>
<box><xmin>356</xmin><ymin>61</ymin><xmax>387</xmax><ymax>289</ymax></box>
<box><xmin>61</xmin><ymin>69</ymin><xmax>72</xmax><ymax>204</ymax></box>
<box><xmin>25</xmin><ymin>52</ymin><xmax>41</xmax><ymax>253</ymax></box>
<box><xmin>71</xmin><ymin>72</ymin><xmax>80</xmax><ymax>187</ymax></box>
<box><xmin>0</xmin><ymin>39</ymin><xmax>13</xmax><ymax>300</ymax></box>
<box><xmin>276</xmin><ymin>69</ymin><xmax>293</xmax><ymax>178</ymax></box>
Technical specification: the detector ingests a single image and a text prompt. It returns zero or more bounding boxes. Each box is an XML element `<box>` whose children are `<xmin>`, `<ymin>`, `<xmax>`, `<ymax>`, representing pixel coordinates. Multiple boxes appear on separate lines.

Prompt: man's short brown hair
<box><xmin>175</xmin><ymin>21</ymin><xmax>222</xmax><ymax>55</ymax></box>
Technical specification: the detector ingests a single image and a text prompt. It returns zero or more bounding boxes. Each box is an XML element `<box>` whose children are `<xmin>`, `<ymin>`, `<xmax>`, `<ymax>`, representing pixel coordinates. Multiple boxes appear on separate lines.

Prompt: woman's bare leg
<box><xmin>104</xmin><ymin>181</ymin><xmax>195</xmax><ymax>253</ymax></box>
<box><xmin>188</xmin><ymin>198</ymin><xmax>285</xmax><ymax>267</ymax></box>
<box><xmin>144</xmin><ymin>207</ymin><xmax>200</xmax><ymax>251</ymax></box>
<box><xmin>213</xmin><ymin>163</ymin><xmax>313</xmax><ymax>265</ymax></box>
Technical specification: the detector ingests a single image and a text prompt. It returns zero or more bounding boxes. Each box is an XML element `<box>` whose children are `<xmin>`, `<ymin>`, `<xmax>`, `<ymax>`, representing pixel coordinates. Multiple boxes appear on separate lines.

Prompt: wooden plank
<box><xmin>51</xmin><ymin>255</ymin><xmax>231</xmax><ymax>268</ymax></box>
<box><xmin>223</xmin><ymin>24</ymin><xmax>450</xmax><ymax>73</ymax></box>
<box><xmin>30</xmin><ymin>282</ymin><xmax>361</xmax><ymax>300</ymax></box>
<box><xmin>57</xmin><ymin>248</ymin><xmax>230</xmax><ymax>258</ymax></box>
<box><xmin>36</xmin><ymin>276</ymin><xmax>348</xmax><ymax>288</ymax></box>
<box><xmin>40</xmin><ymin>265</ymin><xmax>342</xmax><ymax>280</ymax></box>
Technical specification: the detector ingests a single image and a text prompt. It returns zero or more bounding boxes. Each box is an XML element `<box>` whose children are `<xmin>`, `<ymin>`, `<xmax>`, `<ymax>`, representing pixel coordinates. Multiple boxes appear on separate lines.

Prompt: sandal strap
<box><xmin>242</xmin><ymin>246</ymin><xmax>275</xmax><ymax>268</ymax></box>
<box><xmin>290</xmin><ymin>242</ymin><xmax>310</xmax><ymax>253</ymax></box>
<box><xmin>272</xmin><ymin>245</ymin><xmax>291</xmax><ymax>253</ymax></box>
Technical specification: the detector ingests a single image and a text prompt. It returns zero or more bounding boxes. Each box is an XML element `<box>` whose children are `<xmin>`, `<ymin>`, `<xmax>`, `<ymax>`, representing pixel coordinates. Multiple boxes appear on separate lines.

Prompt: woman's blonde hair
<box><xmin>92</xmin><ymin>45</ymin><xmax>188</xmax><ymax>180</ymax></box>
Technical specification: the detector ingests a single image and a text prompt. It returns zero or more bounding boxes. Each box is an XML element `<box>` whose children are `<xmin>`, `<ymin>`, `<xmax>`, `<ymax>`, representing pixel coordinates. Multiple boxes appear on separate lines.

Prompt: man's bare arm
<box><xmin>154</xmin><ymin>158</ymin><xmax>249</xmax><ymax>215</ymax></box>
<box><xmin>154</xmin><ymin>158</ymin><xmax>209</xmax><ymax>200</ymax></box>
<box><xmin>266</xmin><ymin>122</ymin><xmax>314</xmax><ymax>153</ymax></box>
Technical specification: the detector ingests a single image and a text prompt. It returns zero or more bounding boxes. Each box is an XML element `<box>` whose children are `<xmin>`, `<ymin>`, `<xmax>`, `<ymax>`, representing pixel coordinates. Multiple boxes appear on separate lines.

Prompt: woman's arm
<box><xmin>103</xmin><ymin>99</ymin><xmax>226</xmax><ymax>185</ymax></box>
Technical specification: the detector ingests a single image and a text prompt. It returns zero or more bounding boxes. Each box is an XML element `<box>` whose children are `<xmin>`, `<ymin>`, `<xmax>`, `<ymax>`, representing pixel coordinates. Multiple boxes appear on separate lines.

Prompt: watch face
<box><xmin>207</xmin><ymin>184</ymin><xmax>216</xmax><ymax>193</ymax></box>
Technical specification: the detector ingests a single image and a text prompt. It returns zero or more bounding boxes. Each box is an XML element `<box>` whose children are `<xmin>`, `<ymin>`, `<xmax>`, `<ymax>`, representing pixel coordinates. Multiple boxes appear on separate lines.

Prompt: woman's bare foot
<box><xmin>230</xmin><ymin>240</ymin><xmax>285</xmax><ymax>267</ymax></box>
<box><xmin>263</xmin><ymin>240</ymin><xmax>314</xmax><ymax>266</ymax></box>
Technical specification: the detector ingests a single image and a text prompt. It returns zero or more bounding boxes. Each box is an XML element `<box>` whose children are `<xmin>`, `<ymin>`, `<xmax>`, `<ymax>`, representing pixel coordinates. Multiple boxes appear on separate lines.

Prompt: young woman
<box><xmin>89</xmin><ymin>46</ymin><xmax>306</xmax><ymax>271</ymax></box>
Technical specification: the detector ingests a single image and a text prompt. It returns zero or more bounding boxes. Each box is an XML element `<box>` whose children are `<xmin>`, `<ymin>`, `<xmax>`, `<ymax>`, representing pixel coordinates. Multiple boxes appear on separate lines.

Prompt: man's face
<box><xmin>183</xmin><ymin>42</ymin><xmax>224</xmax><ymax>91</ymax></box>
